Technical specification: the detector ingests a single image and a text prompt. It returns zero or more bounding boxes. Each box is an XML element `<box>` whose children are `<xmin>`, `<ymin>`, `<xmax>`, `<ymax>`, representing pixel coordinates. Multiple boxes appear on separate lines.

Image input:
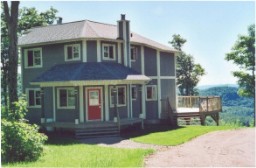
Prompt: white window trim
<box><xmin>146</xmin><ymin>85</ymin><xmax>157</xmax><ymax>101</ymax></box>
<box><xmin>130</xmin><ymin>46</ymin><xmax>137</xmax><ymax>62</ymax></box>
<box><xmin>57</xmin><ymin>87</ymin><xmax>76</xmax><ymax>109</ymax></box>
<box><xmin>102</xmin><ymin>43</ymin><xmax>116</xmax><ymax>61</ymax></box>
<box><xmin>131</xmin><ymin>85</ymin><xmax>137</xmax><ymax>100</ymax></box>
<box><xmin>64</xmin><ymin>44</ymin><xmax>81</xmax><ymax>61</ymax></box>
<box><xmin>110</xmin><ymin>86</ymin><xmax>126</xmax><ymax>107</ymax></box>
<box><xmin>26</xmin><ymin>88</ymin><xmax>41</xmax><ymax>108</ymax></box>
<box><xmin>24</xmin><ymin>48</ymin><xmax>43</xmax><ymax>69</ymax></box>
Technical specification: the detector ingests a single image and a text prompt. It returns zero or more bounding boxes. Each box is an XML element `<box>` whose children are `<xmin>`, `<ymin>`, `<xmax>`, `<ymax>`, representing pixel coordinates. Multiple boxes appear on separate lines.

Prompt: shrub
<box><xmin>1</xmin><ymin>97</ymin><xmax>48</xmax><ymax>163</ymax></box>
<box><xmin>1</xmin><ymin>119</ymin><xmax>47</xmax><ymax>163</ymax></box>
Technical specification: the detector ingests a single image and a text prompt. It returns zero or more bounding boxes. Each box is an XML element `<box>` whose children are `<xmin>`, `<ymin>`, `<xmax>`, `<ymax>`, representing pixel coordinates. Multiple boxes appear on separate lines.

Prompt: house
<box><xmin>18</xmin><ymin>14</ymin><xmax>178</xmax><ymax>132</ymax></box>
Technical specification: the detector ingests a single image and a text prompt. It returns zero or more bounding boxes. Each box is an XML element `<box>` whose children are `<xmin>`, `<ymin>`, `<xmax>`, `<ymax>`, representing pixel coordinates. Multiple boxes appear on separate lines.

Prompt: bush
<box><xmin>1</xmin><ymin>97</ymin><xmax>48</xmax><ymax>163</ymax></box>
<box><xmin>1</xmin><ymin>119</ymin><xmax>47</xmax><ymax>163</ymax></box>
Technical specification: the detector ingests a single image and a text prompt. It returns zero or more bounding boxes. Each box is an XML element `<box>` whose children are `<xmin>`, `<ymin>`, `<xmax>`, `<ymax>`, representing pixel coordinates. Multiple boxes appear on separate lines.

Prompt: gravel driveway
<box><xmin>145</xmin><ymin>128</ymin><xmax>255</xmax><ymax>167</ymax></box>
<box><xmin>80</xmin><ymin>128</ymin><xmax>255</xmax><ymax>167</ymax></box>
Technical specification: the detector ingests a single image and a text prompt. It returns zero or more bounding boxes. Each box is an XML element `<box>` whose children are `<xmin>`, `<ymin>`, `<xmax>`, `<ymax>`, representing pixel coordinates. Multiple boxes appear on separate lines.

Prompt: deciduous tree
<box><xmin>225</xmin><ymin>24</ymin><xmax>255</xmax><ymax>97</ymax></box>
<box><xmin>169</xmin><ymin>34</ymin><xmax>205</xmax><ymax>95</ymax></box>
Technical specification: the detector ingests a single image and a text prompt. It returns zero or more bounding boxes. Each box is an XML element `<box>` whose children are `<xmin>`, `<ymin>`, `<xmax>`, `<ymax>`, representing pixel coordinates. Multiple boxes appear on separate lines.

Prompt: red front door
<box><xmin>87</xmin><ymin>88</ymin><xmax>101</xmax><ymax>120</ymax></box>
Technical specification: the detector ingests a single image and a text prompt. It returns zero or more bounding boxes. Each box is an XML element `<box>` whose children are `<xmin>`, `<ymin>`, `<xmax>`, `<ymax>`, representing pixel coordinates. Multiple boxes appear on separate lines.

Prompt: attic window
<box><xmin>102</xmin><ymin>44</ymin><xmax>116</xmax><ymax>61</ymax></box>
<box><xmin>64</xmin><ymin>44</ymin><xmax>80</xmax><ymax>61</ymax></box>
<box><xmin>24</xmin><ymin>48</ymin><xmax>42</xmax><ymax>68</ymax></box>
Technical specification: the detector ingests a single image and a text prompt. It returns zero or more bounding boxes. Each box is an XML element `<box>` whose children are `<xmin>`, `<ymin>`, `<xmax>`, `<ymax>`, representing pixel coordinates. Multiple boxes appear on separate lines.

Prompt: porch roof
<box><xmin>31</xmin><ymin>62</ymin><xmax>150</xmax><ymax>86</ymax></box>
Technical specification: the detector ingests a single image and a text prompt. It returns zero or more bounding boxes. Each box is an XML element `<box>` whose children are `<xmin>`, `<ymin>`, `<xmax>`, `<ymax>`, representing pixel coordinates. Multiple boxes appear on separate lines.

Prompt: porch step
<box><xmin>75</xmin><ymin>126</ymin><xmax>120</xmax><ymax>139</ymax></box>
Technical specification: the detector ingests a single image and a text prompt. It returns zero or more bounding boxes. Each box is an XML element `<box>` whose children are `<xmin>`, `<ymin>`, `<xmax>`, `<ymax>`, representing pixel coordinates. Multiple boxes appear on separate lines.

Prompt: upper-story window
<box><xmin>103</xmin><ymin>44</ymin><xmax>116</xmax><ymax>60</ymax></box>
<box><xmin>64</xmin><ymin>44</ymin><xmax>80</xmax><ymax>61</ymax></box>
<box><xmin>24</xmin><ymin>48</ymin><xmax>42</xmax><ymax>68</ymax></box>
<box><xmin>130</xmin><ymin>46</ymin><xmax>137</xmax><ymax>61</ymax></box>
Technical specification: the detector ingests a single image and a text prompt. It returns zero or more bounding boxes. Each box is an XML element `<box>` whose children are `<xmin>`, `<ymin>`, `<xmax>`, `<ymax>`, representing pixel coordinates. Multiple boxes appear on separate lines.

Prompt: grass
<box><xmin>131</xmin><ymin>125</ymin><xmax>238</xmax><ymax>146</ymax></box>
<box><xmin>4</xmin><ymin>134</ymin><xmax>153</xmax><ymax>167</ymax></box>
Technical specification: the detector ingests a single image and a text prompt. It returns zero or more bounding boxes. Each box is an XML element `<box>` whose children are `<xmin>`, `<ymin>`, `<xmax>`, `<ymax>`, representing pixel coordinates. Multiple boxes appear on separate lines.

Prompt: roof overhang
<box><xmin>31</xmin><ymin>75</ymin><xmax>151</xmax><ymax>87</ymax></box>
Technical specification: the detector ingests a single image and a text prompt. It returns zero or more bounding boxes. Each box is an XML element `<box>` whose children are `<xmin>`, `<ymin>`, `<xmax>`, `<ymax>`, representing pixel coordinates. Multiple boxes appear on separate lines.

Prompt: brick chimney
<box><xmin>117</xmin><ymin>14</ymin><xmax>131</xmax><ymax>67</ymax></box>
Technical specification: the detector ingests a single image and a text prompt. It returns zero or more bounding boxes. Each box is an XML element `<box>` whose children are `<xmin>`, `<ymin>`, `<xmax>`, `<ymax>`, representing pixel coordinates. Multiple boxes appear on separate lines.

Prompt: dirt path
<box><xmin>145</xmin><ymin>128</ymin><xmax>255</xmax><ymax>167</ymax></box>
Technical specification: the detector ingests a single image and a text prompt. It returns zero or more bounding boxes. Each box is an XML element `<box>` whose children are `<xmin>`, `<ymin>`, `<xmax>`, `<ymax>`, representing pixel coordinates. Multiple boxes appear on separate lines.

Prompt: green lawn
<box><xmin>4</xmin><ymin>135</ymin><xmax>153</xmax><ymax>167</ymax></box>
<box><xmin>132</xmin><ymin>125</ymin><xmax>238</xmax><ymax>146</ymax></box>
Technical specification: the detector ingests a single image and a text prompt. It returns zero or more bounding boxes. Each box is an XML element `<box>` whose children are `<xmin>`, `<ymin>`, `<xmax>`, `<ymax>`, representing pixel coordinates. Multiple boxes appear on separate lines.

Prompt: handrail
<box><xmin>178</xmin><ymin>96</ymin><xmax>222</xmax><ymax>113</ymax></box>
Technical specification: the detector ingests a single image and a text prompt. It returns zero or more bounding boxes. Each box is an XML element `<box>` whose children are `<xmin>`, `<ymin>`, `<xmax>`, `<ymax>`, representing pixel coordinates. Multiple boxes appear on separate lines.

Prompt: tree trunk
<box><xmin>3</xmin><ymin>1</ymin><xmax>20</xmax><ymax>110</ymax></box>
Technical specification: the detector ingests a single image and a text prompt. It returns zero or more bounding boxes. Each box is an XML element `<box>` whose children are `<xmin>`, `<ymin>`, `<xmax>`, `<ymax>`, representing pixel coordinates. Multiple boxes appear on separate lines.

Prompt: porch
<box><xmin>162</xmin><ymin>96</ymin><xmax>222</xmax><ymax>126</ymax></box>
<box><xmin>42</xmin><ymin>118</ymin><xmax>143</xmax><ymax>130</ymax></box>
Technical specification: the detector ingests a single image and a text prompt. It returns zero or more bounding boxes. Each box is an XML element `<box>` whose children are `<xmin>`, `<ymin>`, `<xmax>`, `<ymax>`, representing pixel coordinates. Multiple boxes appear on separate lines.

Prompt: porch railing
<box><xmin>178</xmin><ymin>96</ymin><xmax>222</xmax><ymax>113</ymax></box>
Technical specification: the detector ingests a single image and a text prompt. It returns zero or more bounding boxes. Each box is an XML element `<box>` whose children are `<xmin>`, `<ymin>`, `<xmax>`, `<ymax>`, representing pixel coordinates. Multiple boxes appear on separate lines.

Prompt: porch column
<box><xmin>40</xmin><ymin>88</ymin><xmax>45</xmax><ymax>123</ymax></box>
<box><xmin>75</xmin><ymin>87</ymin><xmax>79</xmax><ymax>124</ymax></box>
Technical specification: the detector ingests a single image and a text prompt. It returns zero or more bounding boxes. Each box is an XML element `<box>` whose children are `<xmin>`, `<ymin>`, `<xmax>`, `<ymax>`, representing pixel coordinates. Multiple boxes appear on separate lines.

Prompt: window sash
<box><xmin>103</xmin><ymin>44</ymin><xmax>115</xmax><ymax>60</ymax></box>
<box><xmin>26</xmin><ymin>49</ymin><xmax>42</xmax><ymax>67</ymax></box>
<box><xmin>58</xmin><ymin>88</ymin><xmax>76</xmax><ymax>108</ymax></box>
<box><xmin>65</xmin><ymin>44</ymin><xmax>80</xmax><ymax>61</ymax></box>
<box><xmin>132</xmin><ymin>86</ymin><xmax>137</xmax><ymax>100</ymax></box>
<box><xmin>28</xmin><ymin>89</ymin><xmax>41</xmax><ymax>107</ymax></box>
<box><xmin>110</xmin><ymin>86</ymin><xmax>126</xmax><ymax>106</ymax></box>
<box><xmin>146</xmin><ymin>86</ymin><xmax>157</xmax><ymax>100</ymax></box>
<box><xmin>131</xmin><ymin>47</ymin><xmax>137</xmax><ymax>61</ymax></box>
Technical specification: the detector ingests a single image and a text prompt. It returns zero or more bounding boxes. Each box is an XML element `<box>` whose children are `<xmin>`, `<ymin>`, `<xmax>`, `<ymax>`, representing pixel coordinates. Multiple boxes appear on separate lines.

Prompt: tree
<box><xmin>3</xmin><ymin>1</ymin><xmax>20</xmax><ymax>110</ymax></box>
<box><xmin>225</xmin><ymin>24</ymin><xmax>255</xmax><ymax>97</ymax></box>
<box><xmin>169</xmin><ymin>34</ymin><xmax>205</xmax><ymax>95</ymax></box>
<box><xmin>1</xmin><ymin>4</ymin><xmax>58</xmax><ymax>109</ymax></box>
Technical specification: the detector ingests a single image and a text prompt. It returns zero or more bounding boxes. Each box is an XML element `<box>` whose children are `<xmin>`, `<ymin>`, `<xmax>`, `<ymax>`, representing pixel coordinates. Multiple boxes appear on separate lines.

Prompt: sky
<box><xmin>20</xmin><ymin>1</ymin><xmax>255</xmax><ymax>86</ymax></box>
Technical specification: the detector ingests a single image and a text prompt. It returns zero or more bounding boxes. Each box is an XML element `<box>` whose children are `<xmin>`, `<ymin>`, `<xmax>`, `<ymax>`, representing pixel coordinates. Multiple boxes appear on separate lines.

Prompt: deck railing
<box><xmin>178</xmin><ymin>96</ymin><xmax>222</xmax><ymax>113</ymax></box>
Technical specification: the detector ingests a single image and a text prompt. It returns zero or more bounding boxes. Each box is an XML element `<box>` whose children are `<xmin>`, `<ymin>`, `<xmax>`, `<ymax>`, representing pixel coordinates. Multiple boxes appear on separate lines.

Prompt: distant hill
<box><xmin>198</xmin><ymin>86</ymin><xmax>254</xmax><ymax>107</ymax></box>
<box><xmin>198</xmin><ymin>86</ymin><xmax>254</xmax><ymax>126</ymax></box>
<box><xmin>197</xmin><ymin>84</ymin><xmax>238</xmax><ymax>90</ymax></box>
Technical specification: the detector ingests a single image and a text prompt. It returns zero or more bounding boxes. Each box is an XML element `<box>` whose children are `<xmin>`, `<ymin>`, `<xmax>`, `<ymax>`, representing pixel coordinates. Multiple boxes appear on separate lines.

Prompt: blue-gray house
<box><xmin>19</xmin><ymin>15</ymin><xmax>178</xmax><ymax>135</ymax></box>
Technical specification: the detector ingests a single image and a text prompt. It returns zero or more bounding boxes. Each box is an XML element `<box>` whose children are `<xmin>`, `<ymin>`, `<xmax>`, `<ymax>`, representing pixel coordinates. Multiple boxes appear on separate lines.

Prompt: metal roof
<box><xmin>32</xmin><ymin>62</ymin><xmax>150</xmax><ymax>83</ymax></box>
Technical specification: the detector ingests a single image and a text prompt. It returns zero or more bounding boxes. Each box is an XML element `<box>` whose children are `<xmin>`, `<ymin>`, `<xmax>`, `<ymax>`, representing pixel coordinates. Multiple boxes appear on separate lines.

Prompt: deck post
<box><xmin>200</xmin><ymin>114</ymin><xmax>206</xmax><ymax>126</ymax></box>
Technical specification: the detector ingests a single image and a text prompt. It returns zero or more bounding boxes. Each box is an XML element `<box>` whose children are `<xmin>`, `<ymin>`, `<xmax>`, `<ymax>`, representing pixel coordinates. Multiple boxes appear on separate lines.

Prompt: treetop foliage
<box><xmin>225</xmin><ymin>24</ymin><xmax>255</xmax><ymax>97</ymax></box>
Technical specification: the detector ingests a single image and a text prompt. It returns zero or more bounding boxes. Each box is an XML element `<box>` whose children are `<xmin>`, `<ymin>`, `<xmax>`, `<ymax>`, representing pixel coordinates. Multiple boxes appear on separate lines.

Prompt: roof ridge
<box><xmin>86</xmin><ymin>21</ymin><xmax>100</xmax><ymax>37</ymax></box>
<box><xmin>29</xmin><ymin>20</ymin><xmax>87</xmax><ymax>30</ymax></box>
<box><xmin>85</xmin><ymin>19</ymin><xmax>116</xmax><ymax>27</ymax></box>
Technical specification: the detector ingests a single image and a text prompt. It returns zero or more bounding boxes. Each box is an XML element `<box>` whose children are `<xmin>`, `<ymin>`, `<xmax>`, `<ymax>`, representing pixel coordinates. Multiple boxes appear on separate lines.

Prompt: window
<box><xmin>130</xmin><ymin>46</ymin><xmax>137</xmax><ymax>61</ymax></box>
<box><xmin>103</xmin><ymin>44</ymin><xmax>116</xmax><ymax>60</ymax></box>
<box><xmin>57</xmin><ymin>88</ymin><xmax>76</xmax><ymax>109</ymax></box>
<box><xmin>110</xmin><ymin>86</ymin><xmax>126</xmax><ymax>106</ymax></box>
<box><xmin>132</xmin><ymin>86</ymin><xmax>137</xmax><ymax>100</ymax></box>
<box><xmin>65</xmin><ymin>44</ymin><xmax>80</xmax><ymax>61</ymax></box>
<box><xmin>25</xmin><ymin>48</ymin><xmax>42</xmax><ymax>68</ymax></box>
<box><xmin>27</xmin><ymin>88</ymin><xmax>41</xmax><ymax>107</ymax></box>
<box><xmin>146</xmin><ymin>85</ymin><xmax>157</xmax><ymax>101</ymax></box>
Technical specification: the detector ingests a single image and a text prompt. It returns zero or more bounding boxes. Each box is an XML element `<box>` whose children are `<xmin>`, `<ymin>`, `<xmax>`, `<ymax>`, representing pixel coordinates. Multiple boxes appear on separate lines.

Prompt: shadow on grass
<box><xmin>121</xmin><ymin>124</ymin><xmax>185</xmax><ymax>139</ymax></box>
<box><xmin>44</xmin><ymin>131</ymin><xmax>80</xmax><ymax>145</ymax></box>
<box><xmin>43</xmin><ymin>124</ymin><xmax>186</xmax><ymax>146</ymax></box>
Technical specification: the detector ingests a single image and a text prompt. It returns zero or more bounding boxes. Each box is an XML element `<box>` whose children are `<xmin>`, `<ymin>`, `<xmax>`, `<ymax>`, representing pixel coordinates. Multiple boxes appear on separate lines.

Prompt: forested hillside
<box><xmin>198</xmin><ymin>86</ymin><xmax>254</xmax><ymax>126</ymax></box>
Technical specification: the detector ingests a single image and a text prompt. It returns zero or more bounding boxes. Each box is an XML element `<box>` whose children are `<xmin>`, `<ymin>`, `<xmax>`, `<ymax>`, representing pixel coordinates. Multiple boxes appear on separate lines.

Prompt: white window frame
<box><xmin>64</xmin><ymin>44</ymin><xmax>81</xmax><ymax>61</ymax></box>
<box><xmin>102</xmin><ymin>43</ymin><xmax>116</xmax><ymax>61</ymax></box>
<box><xmin>146</xmin><ymin>85</ymin><xmax>157</xmax><ymax>101</ymax></box>
<box><xmin>110</xmin><ymin>86</ymin><xmax>126</xmax><ymax>107</ymax></box>
<box><xmin>24</xmin><ymin>48</ymin><xmax>42</xmax><ymax>68</ymax></box>
<box><xmin>57</xmin><ymin>87</ymin><xmax>76</xmax><ymax>109</ymax></box>
<box><xmin>26</xmin><ymin>88</ymin><xmax>41</xmax><ymax>108</ymax></box>
<box><xmin>131</xmin><ymin>85</ymin><xmax>137</xmax><ymax>100</ymax></box>
<box><xmin>130</xmin><ymin>46</ymin><xmax>137</xmax><ymax>62</ymax></box>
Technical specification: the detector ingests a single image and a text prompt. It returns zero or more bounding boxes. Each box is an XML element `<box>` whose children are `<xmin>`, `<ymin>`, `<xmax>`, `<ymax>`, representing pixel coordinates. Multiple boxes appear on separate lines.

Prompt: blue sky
<box><xmin>20</xmin><ymin>1</ymin><xmax>255</xmax><ymax>86</ymax></box>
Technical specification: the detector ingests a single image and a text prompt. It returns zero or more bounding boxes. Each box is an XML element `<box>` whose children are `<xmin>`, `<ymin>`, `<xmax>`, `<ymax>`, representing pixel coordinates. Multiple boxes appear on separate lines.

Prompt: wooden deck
<box><xmin>163</xmin><ymin>96</ymin><xmax>222</xmax><ymax>126</ymax></box>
